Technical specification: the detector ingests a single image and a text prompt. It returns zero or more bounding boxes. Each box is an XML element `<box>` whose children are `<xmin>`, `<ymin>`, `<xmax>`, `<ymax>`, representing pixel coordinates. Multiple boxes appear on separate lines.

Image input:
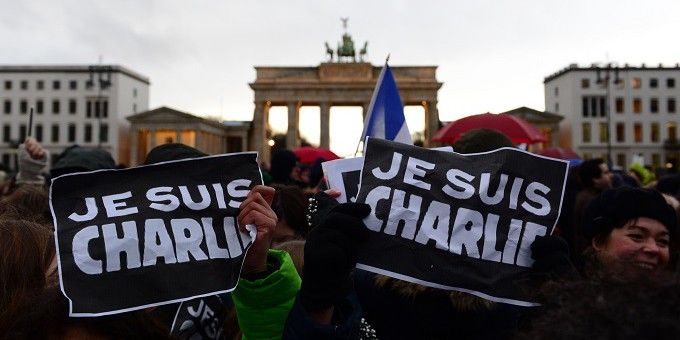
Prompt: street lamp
<box><xmin>87</xmin><ymin>65</ymin><xmax>113</xmax><ymax>149</ymax></box>
<box><xmin>596</xmin><ymin>63</ymin><xmax>621</xmax><ymax>167</ymax></box>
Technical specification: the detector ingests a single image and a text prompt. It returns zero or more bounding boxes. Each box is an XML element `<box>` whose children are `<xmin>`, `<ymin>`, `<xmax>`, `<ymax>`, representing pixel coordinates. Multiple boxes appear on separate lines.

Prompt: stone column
<box><xmin>425</xmin><ymin>100</ymin><xmax>440</xmax><ymax>148</ymax></box>
<box><xmin>286</xmin><ymin>102</ymin><xmax>299</xmax><ymax>149</ymax></box>
<box><xmin>252</xmin><ymin>101</ymin><xmax>266</xmax><ymax>158</ymax></box>
<box><xmin>319</xmin><ymin>102</ymin><xmax>331</xmax><ymax>148</ymax></box>
<box><xmin>149</xmin><ymin>128</ymin><xmax>157</xmax><ymax>149</ymax></box>
<box><xmin>130</xmin><ymin>127</ymin><xmax>138</xmax><ymax>166</ymax></box>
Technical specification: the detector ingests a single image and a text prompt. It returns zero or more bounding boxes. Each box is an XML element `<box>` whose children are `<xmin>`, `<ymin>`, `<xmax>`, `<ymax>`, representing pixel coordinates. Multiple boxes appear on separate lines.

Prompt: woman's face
<box><xmin>593</xmin><ymin>217</ymin><xmax>671</xmax><ymax>273</ymax></box>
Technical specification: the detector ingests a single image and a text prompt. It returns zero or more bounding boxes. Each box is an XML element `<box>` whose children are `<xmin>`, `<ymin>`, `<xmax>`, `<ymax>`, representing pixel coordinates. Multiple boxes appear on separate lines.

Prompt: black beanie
<box><xmin>143</xmin><ymin>143</ymin><xmax>207</xmax><ymax>165</ymax></box>
<box><xmin>582</xmin><ymin>187</ymin><xmax>678</xmax><ymax>241</ymax></box>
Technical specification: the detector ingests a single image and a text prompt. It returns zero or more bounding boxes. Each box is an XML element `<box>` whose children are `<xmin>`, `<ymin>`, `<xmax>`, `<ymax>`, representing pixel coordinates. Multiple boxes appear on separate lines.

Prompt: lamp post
<box><xmin>87</xmin><ymin>65</ymin><xmax>112</xmax><ymax>149</ymax></box>
<box><xmin>596</xmin><ymin>63</ymin><xmax>621</xmax><ymax>167</ymax></box>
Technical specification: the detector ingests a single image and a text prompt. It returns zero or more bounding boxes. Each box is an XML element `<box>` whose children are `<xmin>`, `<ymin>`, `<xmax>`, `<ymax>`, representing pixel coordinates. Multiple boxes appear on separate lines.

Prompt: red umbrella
<box><xmin>294</xmin><ymin>146</ymin><xmax>340</xmax><ymax>165</ymax></box>
<box><xmin>535</xmin><ymin>147</ymin><xmax>580</xmax><ymax>160</ymax></box>
<box><xmin>432</xmin><ymin>113</ymin><xmax>547</xmax><ymax>144</ymax></box>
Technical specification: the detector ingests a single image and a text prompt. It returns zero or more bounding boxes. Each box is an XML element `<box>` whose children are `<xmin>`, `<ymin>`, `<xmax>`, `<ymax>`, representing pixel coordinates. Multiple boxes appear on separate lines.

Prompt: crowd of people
<box><xmin>2</xmin><ymin>129</ymin><xmax>680</xmax><ymax>339</ymax></box>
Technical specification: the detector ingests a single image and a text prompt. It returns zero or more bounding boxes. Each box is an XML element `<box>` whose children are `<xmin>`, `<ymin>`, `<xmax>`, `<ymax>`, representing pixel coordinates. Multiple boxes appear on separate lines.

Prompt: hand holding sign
<box><xmin>238</xmin><ymin>185</ymin><xmax>277</xmax><ymax>276</ymax></box>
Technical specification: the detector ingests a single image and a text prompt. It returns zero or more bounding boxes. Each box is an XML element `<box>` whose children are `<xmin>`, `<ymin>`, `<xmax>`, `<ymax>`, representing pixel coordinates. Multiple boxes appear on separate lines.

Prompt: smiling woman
<box><xmin>581</xmin><ymin>187</ymin><xmax>678</xmax><ymax>276</ymax></box>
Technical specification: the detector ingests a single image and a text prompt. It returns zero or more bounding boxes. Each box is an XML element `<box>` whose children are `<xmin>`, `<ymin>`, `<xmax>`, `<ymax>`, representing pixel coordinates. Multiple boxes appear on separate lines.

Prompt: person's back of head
<box><xmin>452</xmin><ymin>129</ymin><xmax>514</xmax><ymax>154</ymax></box>
<box><xmin>0</xmin><ymin>185</ymin><xmax>51</xmax><ymax>226</ymax></box>
<box><xmin>270</xmin><ymin>150</ymin><xmax>298</xmax><ymax>184</ymax></box>
<box><xmin>143</xmin><ymin>143</ymin><xmax>207</xmax><ymax>165</ymax></box>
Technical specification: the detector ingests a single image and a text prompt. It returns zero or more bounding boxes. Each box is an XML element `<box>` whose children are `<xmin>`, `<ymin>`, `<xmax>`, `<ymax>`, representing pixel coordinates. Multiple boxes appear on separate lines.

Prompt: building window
<box><xmin>651</xmin><ymin>122</ymin><xmax>660</xmax><ymax>142</ymax></box>
<box><xmin>669</xmin><ymin>98</ymin><xmax>677</xmax><ymax>113</ymax></box>
<box><xmin>616</xmin><ymin>154</ymin><xmax>626</xmax><ymax>168</ymax></box>
<box><xmin>36</xmin><ymin>100</ymin><xmax>44</xmax><ymax>114</ymax></box>
<box><xmin>102</xmin><ymin>100</ymin><xmax>108</xmax><ymax>118</ymax></box>
<box><xmin>87</xmin><ymin>98</ymin><xmax>109</xmax><ymax>118</ymax></box>
<box><xmin>84</xmin><ymin>124</ymin><xmax>92</xmax><ymax>143</ymax></box>
<box><xmin>69</xmin><ymin>99</ymin><xmax>77</xmax><ymax>114</ymax></box>
<box><xmin>133</xmin><ymin>103</ymin><xmax>137</xmax><ymax>113</ymax></box>
<box><xmin>20</xmin><ymin>80</ymin><xmax>28</xmax><ymax>90</ymax></box>
<box><xmin>633</xmin><ymin>98</ymin><xmax>642</xmax><ymax>113</ymax></box>
<box><xmin>599</xmin><ymin>122</ymin><xmax>608</xmax><ymax>143</ymax></box>
<box><xmin>616</xmin><ymin>123</ymin><xmax>625</xmax><ymax>142</ymax></box>
<box><xmin>52</xmin><ymin>100</ymin><xmax>60</xmax><ymax>114</ymax></box>
<box><xmin>668</xmin><ymin>122</ymin><xmax>677</xmax><ymax>141</ymax></box>
<box><xmin>554</xmin><ymin>103</ymin><xmax>559</xmax><ymax>112</ymax></box>
<box><xmin>615</xmin><ymin>97</ymin><xmax>624</xmax><ymax>113</ymax></box>
<box><xmin>19</xmin><ymin>124</ymin><xmax>27</xmax><ymax>141</ymax></box>
<box><xmin>650</xmin><ymin>78</ymin><xmax>658</xmax><ymax>88</ymax></box>
<box><xmin>68</xmin><ymin>124</ymin><xmax>76</xmax><ymax>143</ymax></box>
<box><xmin>20</xmin><ymin>100</ymin><xmax>27</xmax><ymax>114</ymax></box>
<box><xmin>69</xmin><ymin>80</ymin><xmax>77</xmax><ymax>90</ymax></box>
<box><xmin>133</xmin><ymin>88</ymin><xmax>138</xmax><ymax>98</ymax></box>
<box><xmin>3</xmin><ymin>100</ymin><xmax>11</xmax><ymax>114</ymax></box>
<box><xmin>581</xmin><ymin>96</ymin><xmax>607</xmax><ymax>117</ymax></box>
<box><xmin>1</xmin><ymin>154</ymin><xmax>10</xmax><ymax>169</ymax></box>
<box><xmin>2</xmin><ymin>125</ymin><xmax>10</xmax><ymax>142</ymax></box>
<box><xmin>581</xmin><ymin>79</ymin><xmax>590</xmax><ymax>88</ymax></box>
<box><xmin>100</xmin><ymin>124</ymin><xmax>109</xmax><ymax>143</ymax></box>
<box><xmin>582</xmin><ymin>122</ymin><xmax>591</xmax><ymax>143</ymax></box>
<box><xmin>86</xmin><ymin>101</ymin><xmax>92</xmax><ymax>118</ymax></box>
<box><xmin>4</xmin><ymin>80</ymin><xmax>11</xmax><ymax>90</ymax></box>
<box><xmin>51</xmin><ymin>124</ymin><xmax>60</xmax><ymax>143</ymax></box>
<box><xmin>35</xmin><ymin>124</ymin><xmax>43</xmax><ymax>142</ymax></box>
<box><xmin>632</xmin><ymin>78</ymin><xmax>641</xmax><ymax>89</ymax></box>
<box><xmin>52</xmin><ymin>80</ymin><xmax>60</xmax><ymax>90</ymax></box>
<box><xmin>668</xmin><ymin>78</ymin><xmax>676</xmax><ymax>88</ymax></box>
<box><xmin>634</xmin><ymin>123</ymin><xmax>643</xmax><ymax>143</ymax></box>
<box><xmin>651</xmin><ymin>98</ymin><xmax>659</xmax><ymax>113</ymax></box>
<box><xmin>36</xmin><ymin>80</ymin><xmax>44</xmax><ymax>90</ymax></box>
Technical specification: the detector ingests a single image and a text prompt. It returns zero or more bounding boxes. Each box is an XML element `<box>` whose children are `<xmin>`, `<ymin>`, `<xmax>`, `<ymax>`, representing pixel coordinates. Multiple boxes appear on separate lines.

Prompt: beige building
<box><xmin>127</xmin><ymin>106</ymin><xmax>250</xmax><ymax>166</ymax></box>
<box><xmin>502</xmin><ymin>106</ymin><xmax>563</xmax><ymax>148</ymax></box>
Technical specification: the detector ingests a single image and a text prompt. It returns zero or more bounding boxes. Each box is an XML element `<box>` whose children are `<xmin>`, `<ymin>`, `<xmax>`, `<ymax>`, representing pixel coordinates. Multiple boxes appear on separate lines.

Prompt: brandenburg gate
<box><xmin>250</xmin><ymin>20</ymin><xmax>443</xmax><ymax>162</ymax></box>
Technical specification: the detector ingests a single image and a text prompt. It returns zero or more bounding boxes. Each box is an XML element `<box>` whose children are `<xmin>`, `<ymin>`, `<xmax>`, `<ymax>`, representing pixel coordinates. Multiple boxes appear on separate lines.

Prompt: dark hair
<box><xmin>582</xmin><ymin>187</ymin><xmax>678</xmax><ymax>242</ymax></box>
<box><xmin>452</xmin><ymin>128</ymin><xmax>514</xmax><ymax>154</ymax></box>
<box><xmin>0</xmin><ymin>219</ymin><xmax>55</xmax><ymax>332</ymax></box>
<box><xmin>579</xmin><ymin>158</ymin><xmax>605</xmax><ymax>188</ymax></box>
<box><xmin>143</xmin><ymin>143</ymin><xmax>207</xmax><ymax>165</ymax></box>
<box><xmin>271</xmin><ymin>185</ymin><xmax>310</xmax><ymax>238</ymax></box>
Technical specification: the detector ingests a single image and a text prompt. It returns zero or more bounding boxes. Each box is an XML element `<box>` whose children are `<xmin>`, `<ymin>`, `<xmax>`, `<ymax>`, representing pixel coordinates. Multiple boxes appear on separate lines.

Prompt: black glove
<box><xmin>531</xmin><ymin>235</ymin><xmax>576</xmax><ymax>279</ymax></box>
<box><xmin>300</xmin><ymin>202</ymin><xmax>371</xmax><ymax>311</ymax></box>
<box><xmin>308</xmin><ymin>191</ymin><xmax>340</xmax><ymax>230</ymax></box>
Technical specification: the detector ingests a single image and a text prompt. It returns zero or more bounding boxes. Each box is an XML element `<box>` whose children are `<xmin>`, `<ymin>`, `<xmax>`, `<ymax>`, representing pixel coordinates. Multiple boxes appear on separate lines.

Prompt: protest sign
<box><xmin>50</xmin><ymin>153</ymin><xmax>261</xmax><ymax>316</ymax></box>
<box><xmin>323</xmin><ymin>146</ymin><xmax>453</xmax><ymax>203</ymax></box>
<box><xmin>170</xmin><ymin>295</ymin><xmax>228</xmax><ymax>339</ymax></box>
<box><xmin>355</xmin><ymin>138</ymin><xmax>568</xmax><ymax>306</ymax></box>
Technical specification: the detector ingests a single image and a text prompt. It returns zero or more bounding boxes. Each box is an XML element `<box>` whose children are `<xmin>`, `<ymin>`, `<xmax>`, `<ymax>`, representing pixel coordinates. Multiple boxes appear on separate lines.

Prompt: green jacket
<box><xmin>232</xmin><ymin>249</ymin><xmax>301</xmax><ymax>340</ymax></box>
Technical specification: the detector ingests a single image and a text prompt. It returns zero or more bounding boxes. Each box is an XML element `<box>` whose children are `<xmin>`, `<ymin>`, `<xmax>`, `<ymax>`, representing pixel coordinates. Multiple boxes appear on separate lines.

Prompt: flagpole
<box><xmin>355</xmin><ymin>54</ymin><xmax>391</xmax><ymax>156</ymax></box>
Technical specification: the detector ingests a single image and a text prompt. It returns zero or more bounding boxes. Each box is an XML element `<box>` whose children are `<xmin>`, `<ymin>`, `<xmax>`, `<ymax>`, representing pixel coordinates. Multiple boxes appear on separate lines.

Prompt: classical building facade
<box><xmin>127</xmin><ymin>106</ymin><xmax>250</xmax><ymax>166</ymax></box>
<box><xmin>544</xmin><ymin>63</ymin><xmax>680</xmax><ymax>170</ymax></box>
<box><xmin>0</xmin><ymin>65</ymin><xmax>149</xmax><ymax>170</ymax></box>
<box><xmin>250</xmin><ymin>63</ymin><xmax>442</xmax><ymax>162</ymax></box>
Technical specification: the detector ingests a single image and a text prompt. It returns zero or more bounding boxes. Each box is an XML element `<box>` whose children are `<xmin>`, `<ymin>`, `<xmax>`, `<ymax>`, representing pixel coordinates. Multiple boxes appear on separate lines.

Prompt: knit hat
<box><xmin>582</xmin><ymin>187</ymin><xmax>678</xmax><ymax>241</ymax></box>
<box><xmin>143</xmin><ymin>143</ymin><xmax>207</xmax><ymax>165</ymax></box>
<box><xmin>51</xmin><ymin>145</ymin><xmax>116</xmax><ymax>177</ymax></box>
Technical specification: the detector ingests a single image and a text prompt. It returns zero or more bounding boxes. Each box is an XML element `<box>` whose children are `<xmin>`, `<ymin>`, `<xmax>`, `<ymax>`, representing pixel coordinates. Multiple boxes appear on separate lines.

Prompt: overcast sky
<box><xmin>2</xmin><ymin>0</ymin><xmax>680</xmax><ymax>155</ymax></box>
